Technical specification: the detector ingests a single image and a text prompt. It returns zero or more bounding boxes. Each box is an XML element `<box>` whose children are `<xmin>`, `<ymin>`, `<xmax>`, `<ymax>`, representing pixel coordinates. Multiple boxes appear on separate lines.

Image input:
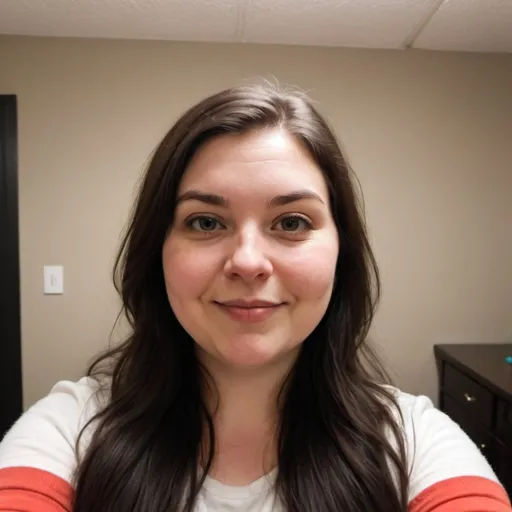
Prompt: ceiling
<box><xmin>0</xmin><ymin>0</ymin><xmax>511</xmax><ymax>54</ymax></box>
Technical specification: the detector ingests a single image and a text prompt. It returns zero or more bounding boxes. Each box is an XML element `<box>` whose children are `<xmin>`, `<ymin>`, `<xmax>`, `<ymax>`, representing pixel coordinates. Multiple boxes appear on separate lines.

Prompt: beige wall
<box><xmin>0</xmin><ymin>35</ymin><xmax>510</xmax><ymax>408</ymax></box>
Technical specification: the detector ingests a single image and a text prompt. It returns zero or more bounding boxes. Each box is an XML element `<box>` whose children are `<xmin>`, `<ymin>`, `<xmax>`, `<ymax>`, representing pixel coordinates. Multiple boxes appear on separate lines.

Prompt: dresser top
<box><xmin>434</xmin><ymin>343</ymin><xmax>512</xmax><ymax>402</ymax></box>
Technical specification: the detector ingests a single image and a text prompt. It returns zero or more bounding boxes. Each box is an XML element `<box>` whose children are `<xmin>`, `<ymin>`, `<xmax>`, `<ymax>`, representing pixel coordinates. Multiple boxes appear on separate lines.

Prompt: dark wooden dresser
<box><xmin>435</xmin><ymin>344</ymin><xmax>512</xmax><ymax>495</ymax></box>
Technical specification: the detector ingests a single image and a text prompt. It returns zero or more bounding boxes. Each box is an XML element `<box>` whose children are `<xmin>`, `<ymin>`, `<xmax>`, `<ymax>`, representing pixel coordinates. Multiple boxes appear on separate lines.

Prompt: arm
<box><xmin>0</xmin><ymin>378</ymin><xmax>100</xmax><ymax>512</ymax></box>
<box><xmin>403</xmin><ymin>393</ymin><xmax>511</xmax><ymax>511</ymax></box>
<box><xmin>0</xmin><ymin>467</ymin><xmax>72</xmax><ymax>512</ymax></box>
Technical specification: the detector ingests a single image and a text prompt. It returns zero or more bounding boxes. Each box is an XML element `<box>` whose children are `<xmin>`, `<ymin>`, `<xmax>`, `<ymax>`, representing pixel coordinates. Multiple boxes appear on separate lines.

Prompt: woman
<box><xmin>0</xmin><ymin>82</ymin><xmax>509</xmax><ymax>512</ymax></box>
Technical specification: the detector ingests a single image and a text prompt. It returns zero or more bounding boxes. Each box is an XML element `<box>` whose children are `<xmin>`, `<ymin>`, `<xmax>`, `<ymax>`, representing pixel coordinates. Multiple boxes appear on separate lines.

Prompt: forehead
<box><xmin>178</xmin><ymin>129</ymin><xmax>329</xmax><ymax>196</ymax></box>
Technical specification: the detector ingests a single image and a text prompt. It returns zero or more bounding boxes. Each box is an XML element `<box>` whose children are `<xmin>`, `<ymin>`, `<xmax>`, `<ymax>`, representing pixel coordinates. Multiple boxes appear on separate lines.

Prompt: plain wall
<box><xmin>0</xmin><ymin>35</ymin><xmax>511</xmax><ymax>408</ymax></box>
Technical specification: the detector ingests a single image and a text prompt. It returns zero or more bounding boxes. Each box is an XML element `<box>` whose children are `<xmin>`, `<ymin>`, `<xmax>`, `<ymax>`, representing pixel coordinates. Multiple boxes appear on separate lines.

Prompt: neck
<box><xmin>197</xmin><ymin>349</ymin><xmax>298</xmax><ymax>483</ymax></box>
<box><xmin>201</xmin><ymin>350</ymin><xmax>297</xmax><ymax>425</ymax></box>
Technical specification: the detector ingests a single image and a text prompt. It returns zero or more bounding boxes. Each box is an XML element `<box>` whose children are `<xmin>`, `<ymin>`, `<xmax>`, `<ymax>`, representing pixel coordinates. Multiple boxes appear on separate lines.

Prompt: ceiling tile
<box><xmin>414</xmin><ymin>0</ymin><xmax>512</xmax><ymax>53</ymax></box>
<box><xmin>0</xmin><ymin>0</ymin><xmax>510</xmax><ymax>54</ymax></box>
<box><xmin>241</xmin><ymin>0</ymin><xmax>440</xmax><ymax>48</ymax></box>
<box><xmin>0</xmin><ymin>0</ymin><xmax>241</xmax><ymax>42</ymax></box>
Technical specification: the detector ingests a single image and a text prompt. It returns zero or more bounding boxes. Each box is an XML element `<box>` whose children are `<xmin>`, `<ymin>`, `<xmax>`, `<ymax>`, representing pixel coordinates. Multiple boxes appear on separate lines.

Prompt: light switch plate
<box><xmin>44</xmin><ymin>265</ymin><xmax>64</xmax><ymax>294</ymax></box>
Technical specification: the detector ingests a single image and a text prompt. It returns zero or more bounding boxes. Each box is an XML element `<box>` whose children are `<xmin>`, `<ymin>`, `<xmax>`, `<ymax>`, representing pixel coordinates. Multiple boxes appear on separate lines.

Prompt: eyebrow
<box><xmin>176</xmin><ymin>190</ymin><xmax>228</xmax><ymax>207</ymax></box>
<box><xmin>269</xmin><ymin>190</ymin><xmax>325</xmax><ymax>207</ymax></box>
<box><xmin>176</xmin><ymin>189</ymin><xmax>325</xmax><ymax>208</ymax></box>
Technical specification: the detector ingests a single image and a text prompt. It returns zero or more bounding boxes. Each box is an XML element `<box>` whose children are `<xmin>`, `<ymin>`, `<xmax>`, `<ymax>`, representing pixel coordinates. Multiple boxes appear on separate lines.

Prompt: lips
<box><xmin>214</xmin><ymin>299</ymin><xmax>285</xmax><ymax>323</ymax></box>
<box><xmin>218</xmin><ymin>299</ymin><xmax>282</xmax><ymax>308</ymax></box>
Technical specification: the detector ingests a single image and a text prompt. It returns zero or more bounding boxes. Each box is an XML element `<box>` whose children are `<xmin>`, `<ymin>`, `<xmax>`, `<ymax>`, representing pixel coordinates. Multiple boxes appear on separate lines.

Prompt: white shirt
<box><xmin>0</xmin><ymin>377</ymin><xmax>509</xmax><ymax>511</ymax></box>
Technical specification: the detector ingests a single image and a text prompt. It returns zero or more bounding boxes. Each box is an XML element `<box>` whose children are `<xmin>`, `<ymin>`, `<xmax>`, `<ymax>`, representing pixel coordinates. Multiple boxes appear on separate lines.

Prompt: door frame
<box><xmin>0</xmin><ymin>95</ymin><xmax>23</xmax><ymax>437</ymax></box>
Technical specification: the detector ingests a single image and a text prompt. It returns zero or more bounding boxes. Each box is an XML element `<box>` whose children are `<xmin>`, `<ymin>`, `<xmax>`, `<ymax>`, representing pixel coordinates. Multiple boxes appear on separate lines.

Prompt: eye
<box><xmin>186</xmin><ymin>215</ymin><xmax>225</xmax><ymax>232</ymax></box>
<box><xmin>274</xmin><ymin>215</ymin><xmax>312</xmax><ymax>233</ymax></box>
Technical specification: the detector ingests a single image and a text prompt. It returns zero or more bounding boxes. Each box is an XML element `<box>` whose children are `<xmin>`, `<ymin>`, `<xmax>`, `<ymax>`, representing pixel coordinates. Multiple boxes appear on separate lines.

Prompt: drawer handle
<box><xmin>464</xmin><ymin>393</ymin><xmax>477</xmax><ymax>403</ymax></box>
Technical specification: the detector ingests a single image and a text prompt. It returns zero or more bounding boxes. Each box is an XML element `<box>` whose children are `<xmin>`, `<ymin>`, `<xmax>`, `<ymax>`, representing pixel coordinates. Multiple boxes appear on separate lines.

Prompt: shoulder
<box><xmin>388</xmin><ymin>387</ymin><xmax>510</xmax><ymax>510</ymax></box>
<box><xmin>0</xmin><ymin>376</ymin><xmax>105</xmax><ymax>484</ymax></box>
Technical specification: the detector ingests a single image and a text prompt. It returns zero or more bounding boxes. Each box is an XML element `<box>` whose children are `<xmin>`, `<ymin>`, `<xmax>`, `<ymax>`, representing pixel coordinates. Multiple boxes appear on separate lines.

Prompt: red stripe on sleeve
<box><xmin>409</xmin><ymin>475</ymin><xmax>511</xmax><ymax>512</ymax></box>
<box><xmin>0</xmin><ymin>467</ymin><xmax>73</xmax><ymax>512</ymax></box>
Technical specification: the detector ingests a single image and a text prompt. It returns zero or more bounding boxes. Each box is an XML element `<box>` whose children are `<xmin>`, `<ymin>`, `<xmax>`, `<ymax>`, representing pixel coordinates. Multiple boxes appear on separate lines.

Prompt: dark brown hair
<box><xmin>73</xmin><ymin>82</ymin><xmax>408</xmax><ymax>511</ymax></box>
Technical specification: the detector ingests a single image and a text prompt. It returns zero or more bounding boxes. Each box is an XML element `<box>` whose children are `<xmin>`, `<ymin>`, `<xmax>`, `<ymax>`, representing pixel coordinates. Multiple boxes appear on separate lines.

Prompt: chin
<box><xmin>216</xmin><ymin>335</ymin><xmax>300</xmax><ymax>370</ymax></box>
<box><xmin>222</xmin><ymin>351</ymin><xmax>278</xmax><ymax>369</ymax></box>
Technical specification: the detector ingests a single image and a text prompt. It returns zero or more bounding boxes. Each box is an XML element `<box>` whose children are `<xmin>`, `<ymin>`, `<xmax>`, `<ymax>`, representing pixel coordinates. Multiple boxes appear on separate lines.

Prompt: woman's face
<box><xmin>163</xmin><ymin>128</ymin><xmax>339</xmax><ymax>370</ymax></box>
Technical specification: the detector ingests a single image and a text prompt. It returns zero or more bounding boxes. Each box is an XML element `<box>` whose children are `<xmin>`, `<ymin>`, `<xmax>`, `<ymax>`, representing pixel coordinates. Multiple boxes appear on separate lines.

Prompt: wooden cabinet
<box><xmin>435</xmin><ymin>344</ymin><xmax>512</xmax><ymax>495</ymax></box>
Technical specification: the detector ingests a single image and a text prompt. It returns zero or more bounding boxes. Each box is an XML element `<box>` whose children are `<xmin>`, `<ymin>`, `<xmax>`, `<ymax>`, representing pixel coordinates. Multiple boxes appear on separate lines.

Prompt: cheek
<box><xmin>278</xmin><ymin>238</ymin><xmax>338</xmax><ymax>300</ymax></box>
<box><xmin>162</xmin><ymin>240</ymin><xmax>218</xmax><ymax>302</ymax></box>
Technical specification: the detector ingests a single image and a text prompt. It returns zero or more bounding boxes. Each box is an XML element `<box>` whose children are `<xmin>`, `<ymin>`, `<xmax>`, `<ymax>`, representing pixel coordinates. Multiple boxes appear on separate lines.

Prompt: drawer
<box><xmin>443</xmin><ymin>363</ymin><xmax>494</xmax><ymax>428</ymax></box>
<box><xmin>496</xmin><ymin>398</ymin><xmax>512</xmax><ymax>446</ymax></box>
<box><xmin>443</xmin><ymin>394</ymin><xmax>492</xmax><ymax>458</ymax></box>
<box><xmin>490</xmin><ymin>439</ymin><xmax>512</xmax><ymax>498</ymax></box>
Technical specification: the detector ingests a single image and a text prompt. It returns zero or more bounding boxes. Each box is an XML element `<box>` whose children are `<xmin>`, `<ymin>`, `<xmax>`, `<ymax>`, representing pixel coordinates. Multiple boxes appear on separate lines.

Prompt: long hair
<box><xmin>73</xmin><ymin>82</ymin><xmax>408</xmax><ymax>511</ymax></box>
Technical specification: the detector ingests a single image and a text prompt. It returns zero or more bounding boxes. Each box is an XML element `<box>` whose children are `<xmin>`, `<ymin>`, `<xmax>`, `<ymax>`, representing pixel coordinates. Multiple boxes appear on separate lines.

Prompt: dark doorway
<box><xmin>0</xmin><ymin>95</ymin><xmax>23</xmax><ymax>437</ymax></box>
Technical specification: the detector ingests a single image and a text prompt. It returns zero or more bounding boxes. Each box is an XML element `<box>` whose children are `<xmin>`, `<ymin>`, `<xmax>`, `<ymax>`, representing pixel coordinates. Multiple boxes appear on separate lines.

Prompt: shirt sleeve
<box><xmin>402</xmin><ymin>393</ymin><xmax>511</xmax><ymax>511</ymax></box>
<box><xmin>0</xmin><ymin>378</ymin><xmax>100</xmax><ymax>512</ymax></box>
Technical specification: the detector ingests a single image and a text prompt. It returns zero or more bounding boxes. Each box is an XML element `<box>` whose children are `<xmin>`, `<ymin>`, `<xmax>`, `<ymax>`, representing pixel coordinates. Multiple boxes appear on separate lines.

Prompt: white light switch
<box><xmin>44</xmin><ymin>265</ymin><xmax>64</xmax><ymax>294</ymax></box>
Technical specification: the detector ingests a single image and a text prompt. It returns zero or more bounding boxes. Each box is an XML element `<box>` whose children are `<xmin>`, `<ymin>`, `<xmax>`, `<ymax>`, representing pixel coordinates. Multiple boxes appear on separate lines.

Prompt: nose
<box><xmin>223</xmin><ymin>226</ymin><xmax>273</xmax><ymax>282</ymax></box>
